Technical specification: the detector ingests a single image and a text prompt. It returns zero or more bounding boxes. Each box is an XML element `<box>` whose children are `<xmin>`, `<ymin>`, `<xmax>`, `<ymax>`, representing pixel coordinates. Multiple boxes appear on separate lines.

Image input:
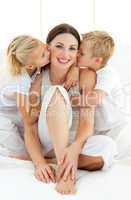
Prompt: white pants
<box><xmin>38</xmin><ymin>86</ymin><xmax>117</xmax><ymax>170</ymax></box>
<box><xmin>0</xmin><ymin>115</ymin><xmax>27</xmax><ymax>157</ymax></box>
<box><xmin>105</xmin><ymin>121</ymin><xmax>131</xmax><ymax>160</ymax></box>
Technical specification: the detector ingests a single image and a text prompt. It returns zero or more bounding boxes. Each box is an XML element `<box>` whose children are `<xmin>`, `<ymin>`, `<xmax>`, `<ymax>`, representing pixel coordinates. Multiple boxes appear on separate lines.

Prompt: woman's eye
<box><xmin>55</xmin><ymin>45</ymin><xmax>63</xmax><ymax>48</ymax></box>
<box><xmin>69</xmin><ymin>47</ymin><xmax>77</xmax><ymax>51</ymax></box>
<box><xmin>42</xmin><ymin>53</ymin><xmax>45</xmax><ymax>57</ymax></box>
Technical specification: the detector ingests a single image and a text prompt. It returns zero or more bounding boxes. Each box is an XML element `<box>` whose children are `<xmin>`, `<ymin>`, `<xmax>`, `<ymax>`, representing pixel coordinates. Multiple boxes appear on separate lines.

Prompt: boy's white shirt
<box><xmin>94</xmin><ymin>65</ymin><xmax>128</xmax><ymax>131</ymax></box>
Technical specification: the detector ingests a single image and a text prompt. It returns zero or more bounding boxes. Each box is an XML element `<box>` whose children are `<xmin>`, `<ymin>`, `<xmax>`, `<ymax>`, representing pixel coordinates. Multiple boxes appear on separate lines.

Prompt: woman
<box><xmin>23</xmin><ymin>24</ymin><xmax>117</xmax><ymax>195</ymax></box>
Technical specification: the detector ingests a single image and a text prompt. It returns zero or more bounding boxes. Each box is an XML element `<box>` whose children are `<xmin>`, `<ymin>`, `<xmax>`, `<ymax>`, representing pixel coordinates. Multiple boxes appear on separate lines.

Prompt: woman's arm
<box><xmin>57</xmin><ymin>69</ymin><xmax>96</xmax><ymax>180</ymax></box>
<box><xmin>18</xmin><ymin>93</ymin><xmax>55</xmax><ymax>183</ymax></box>
<box><xmin>18</xmin><ymin>93</ymin><xmax>45</xmax><ymax>166</ymax></box>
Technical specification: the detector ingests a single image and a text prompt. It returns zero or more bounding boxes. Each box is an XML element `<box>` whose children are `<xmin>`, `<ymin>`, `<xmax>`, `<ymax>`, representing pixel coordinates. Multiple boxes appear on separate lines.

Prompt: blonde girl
<box><xmin>0</xmin><ymin>35</ymin><xmax>50</xmax><ymax>159</ymax></box>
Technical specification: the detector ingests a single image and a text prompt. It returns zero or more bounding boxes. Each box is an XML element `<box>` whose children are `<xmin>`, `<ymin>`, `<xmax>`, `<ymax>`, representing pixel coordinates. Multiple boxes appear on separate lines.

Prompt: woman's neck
<box><xmin>49</xmin><ymin>64</ymin><xmax>68</xmax><ymax>85</ymax></box>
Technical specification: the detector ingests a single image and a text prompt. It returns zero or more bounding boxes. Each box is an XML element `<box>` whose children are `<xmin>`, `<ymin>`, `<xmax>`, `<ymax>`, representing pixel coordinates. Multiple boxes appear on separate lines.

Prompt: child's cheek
<box><xmin>79</xmin><ymin>57</ymin><xmax>84</xmax><ymax>65</ymax></box>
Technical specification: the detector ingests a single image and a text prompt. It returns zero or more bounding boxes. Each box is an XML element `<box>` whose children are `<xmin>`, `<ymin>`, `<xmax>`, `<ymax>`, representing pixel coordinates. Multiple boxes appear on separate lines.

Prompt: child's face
<box><xmin>28</xmin><ymin>43</ymin><xmax>50</xmax><ymax>70</ymax></box>
<box><xmin>78</xmin><ymin>41</ymin><xmax>102</xmax><ymax>71</ymax></box>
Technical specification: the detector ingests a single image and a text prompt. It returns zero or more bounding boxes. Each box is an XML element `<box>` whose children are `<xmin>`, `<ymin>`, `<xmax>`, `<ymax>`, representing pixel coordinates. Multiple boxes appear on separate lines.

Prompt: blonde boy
<box><xmin>78</xmin><ymin>31</ymin><xmax>128</xmax><ymax>158</ymax></box>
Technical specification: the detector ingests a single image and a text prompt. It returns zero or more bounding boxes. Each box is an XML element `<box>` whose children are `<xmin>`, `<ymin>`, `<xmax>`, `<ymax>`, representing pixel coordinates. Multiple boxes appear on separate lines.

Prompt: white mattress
<box><xmin>0</xmin><ymin>155</ymin><xmax>131</xmax><ymax>200</ymax></box>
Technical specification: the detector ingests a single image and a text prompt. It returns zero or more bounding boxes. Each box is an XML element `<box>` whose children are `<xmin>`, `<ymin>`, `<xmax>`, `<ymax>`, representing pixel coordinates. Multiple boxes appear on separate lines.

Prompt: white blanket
<box><xmin>0</xmin><ymin>155</ymin><xmax>131</xmax><ymax>200</ymax></box>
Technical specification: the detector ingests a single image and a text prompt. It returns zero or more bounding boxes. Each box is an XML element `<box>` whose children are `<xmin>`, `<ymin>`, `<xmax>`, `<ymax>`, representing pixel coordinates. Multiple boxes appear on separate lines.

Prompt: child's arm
<box><xmin>79</xmin><ymin>68</ymin><xmax>106</xmax><ymax>107</ymax></box>
<box><xmin>74</xmin><ymin>68</ymin><xmax>97</xmax><ymax>146</ymax></box>
<box><xmin>64</xmin><ymin>64</ymin><xmax>79</xmax><ymax>90</ymax></box>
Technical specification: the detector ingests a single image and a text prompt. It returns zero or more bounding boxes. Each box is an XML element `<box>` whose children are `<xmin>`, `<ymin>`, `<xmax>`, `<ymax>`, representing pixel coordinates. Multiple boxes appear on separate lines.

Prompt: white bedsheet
<box><xmin>0</xmin><ymin>155</ymin><xmax>131</xmax><ymax>200</ymax></box>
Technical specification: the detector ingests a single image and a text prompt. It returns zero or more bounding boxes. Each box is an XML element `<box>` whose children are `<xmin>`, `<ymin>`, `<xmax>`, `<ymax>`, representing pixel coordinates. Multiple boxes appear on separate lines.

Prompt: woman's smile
<box><xmin>57</xmin><ymin>57</ymin><xmax>71</xmax><ymax>64</ymax></box>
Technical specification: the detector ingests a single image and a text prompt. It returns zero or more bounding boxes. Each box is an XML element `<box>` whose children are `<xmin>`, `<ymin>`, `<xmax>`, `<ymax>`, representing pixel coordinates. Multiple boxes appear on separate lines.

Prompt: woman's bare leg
<box><xmin>46</xmin><ymin>89</ymin><xmax>69</xmax><ymax>161</ymax></box>
<box><xmin>46</xmin><ymin>88</ymin><xmax>75</xmax><ymax>194</ymax></box>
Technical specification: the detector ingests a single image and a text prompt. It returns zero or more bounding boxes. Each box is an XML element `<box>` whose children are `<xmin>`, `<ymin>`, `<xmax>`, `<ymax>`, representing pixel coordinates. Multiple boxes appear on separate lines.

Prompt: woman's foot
<box><xmin>45</xmin><ymin>157</ymin><xmax>57</xmax><ymax>165</ymax></box>
<box><xmin>55</xmin><ymin>173</ymin><xmax>76</xmax><ymax>195</ymax></box>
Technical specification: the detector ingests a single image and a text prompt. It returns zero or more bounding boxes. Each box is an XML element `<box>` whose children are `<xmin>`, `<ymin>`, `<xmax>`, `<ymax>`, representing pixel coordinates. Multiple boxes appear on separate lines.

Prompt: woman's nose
<box><xmin>60</xmin><ymin>49</ymin><xmax>70</xmax><ymax>59</ymax></box>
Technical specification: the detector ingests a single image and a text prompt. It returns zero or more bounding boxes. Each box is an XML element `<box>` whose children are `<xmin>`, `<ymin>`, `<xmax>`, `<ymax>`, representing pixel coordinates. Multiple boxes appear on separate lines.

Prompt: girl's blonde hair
<box><xmin>7</xmin><ymin>35</ymin><xmax>42</xmax><ymax>76</ymax></box>
<box><xmin>82</xmin><ymin>31</ymin><xmax>115</xmax><ymax>67</ymax></box>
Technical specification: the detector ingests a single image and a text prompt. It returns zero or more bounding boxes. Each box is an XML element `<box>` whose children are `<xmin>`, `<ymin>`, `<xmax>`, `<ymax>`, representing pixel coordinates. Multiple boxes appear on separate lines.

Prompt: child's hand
<box><xmin>64</xmin><ymin>65</ymin><xmax>79</xmax><ymax>90</ymax></box>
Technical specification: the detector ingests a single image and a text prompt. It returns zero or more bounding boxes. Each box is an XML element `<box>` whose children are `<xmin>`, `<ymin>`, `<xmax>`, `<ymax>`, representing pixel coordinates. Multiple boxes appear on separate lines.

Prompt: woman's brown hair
<box><xmin>46</xmin><ymin>23</ymin><xmax>81</xmax><ymax>48</ymax></box>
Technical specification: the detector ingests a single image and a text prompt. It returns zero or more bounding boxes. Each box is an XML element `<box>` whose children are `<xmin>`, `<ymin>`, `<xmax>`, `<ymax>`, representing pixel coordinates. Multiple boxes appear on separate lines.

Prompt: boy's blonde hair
<box><xmin>7</xmin><ymin>35</ymin><xmax>42</xmax><ymax>76</ymax></box>
<box><xmin>82</xmin><ymin>31</ymin><xmax>115</xmax><ymax>67</ymax></box>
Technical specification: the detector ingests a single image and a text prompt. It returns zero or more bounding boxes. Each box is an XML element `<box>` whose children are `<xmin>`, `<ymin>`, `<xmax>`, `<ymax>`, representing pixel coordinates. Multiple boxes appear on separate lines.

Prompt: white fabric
<box><xmin>95</xmin><ymin>66</ymin><xmax>120</xmax><ymax>95</ymax></box>
<box><xmin>0</xmin><ymin>70</ymin><xmax>35</xmax><ymax>156</ymax></box>
<box><xmin>81</xmin><ymin>135</ymin><xmax>117</xmax><ymax>170</ymax></box>
<box><xmin>109</xmin><ymin>120</ymin><xmax>131</xmax><ymax>160</ymax></box>
<box><xmin>0</xmin><ymin>71</ymin><xmax>31</xmax><ymax>106</ymax></box>
<box><xmin>95</xmin><ymin>65</ymin><xmax>128</xmax><ymax>131</ymax></box>
<box><xmin>0</xmin><ymin>155</ymin><xmax>131</xmax><ymax>200</ymax></box>
<box><xmin>0</xmin><ymin>70</ymin><xmax>31</xmax><ymax>124</ymax></box>
<box><xmin>0</xmin><ymin>115</ymin><xmax>27</xmax><ymax>157</ymax></box>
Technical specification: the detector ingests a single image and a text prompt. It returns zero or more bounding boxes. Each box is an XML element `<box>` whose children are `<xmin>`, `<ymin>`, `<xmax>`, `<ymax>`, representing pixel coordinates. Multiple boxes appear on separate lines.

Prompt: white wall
<box><xmin>0</xmin><ymin>0</ymin><xmax>131</xmax><ymax>86</ymax></box>
<box><xmin>40</xmin><ymin>0</ymin><xmax>131</xmax><ymax>86</ymax></box>
<box><xmin>1</xmin><ymin>1</ymin><xmax>131</xmax><ymax>77</ymax></box>
<box><xmin>94</xmin><ymin>0</ymin><xmax>131</xmax><ymax>45</ymax></box>
<box><xmin>41</xmin><ymin>0</ymin><xmax>94</xmax><ymax>41</ymax></box>
<box><xmin>0</xmin><ymin>0</ymin><xmax>41</xmax><ymax>49</ymax></box>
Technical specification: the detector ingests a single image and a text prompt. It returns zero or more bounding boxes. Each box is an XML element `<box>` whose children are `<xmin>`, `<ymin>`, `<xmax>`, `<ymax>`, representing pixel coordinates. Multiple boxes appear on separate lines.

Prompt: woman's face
<box><xmin>48</xmin><ymin>33</ymin><xmax>78</xmax><ymax>71</ymax></box>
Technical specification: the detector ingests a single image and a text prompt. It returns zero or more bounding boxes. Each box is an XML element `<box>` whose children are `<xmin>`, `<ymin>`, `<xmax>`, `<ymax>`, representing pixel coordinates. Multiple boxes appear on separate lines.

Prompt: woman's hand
<box><xmin>57</xmin><ymin>142</ymin><xmax>81</xmax><ymax>182</ymax></box>
<box><xmin>64</xmin><ymin>65</ymin><xmax>79</xmax><ymax>90</ymax></box>
<box><xmin>34</xmin><ymin>159</ymin><xmax>56</xmax><ymax>183</ymax></box>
